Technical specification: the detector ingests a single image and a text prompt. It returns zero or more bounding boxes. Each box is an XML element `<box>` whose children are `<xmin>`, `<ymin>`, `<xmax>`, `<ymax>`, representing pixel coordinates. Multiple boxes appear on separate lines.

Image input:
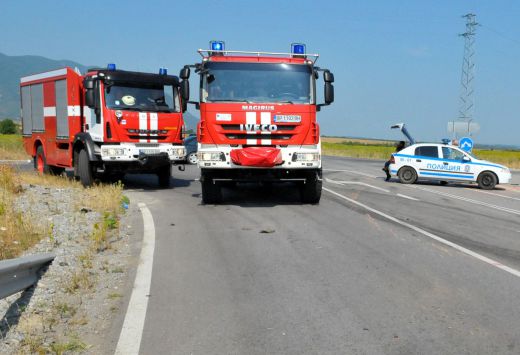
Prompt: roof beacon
<box><xmin>291</xmin><ymin>43</ymin><xmax>306</xmax><ymax>58</ymax></box>
<box><xmin>159</xmin><ymin>67</ymin><xmax>168</xmax><ymax>75</ymax></box>
<box><xmin>210</xmin><ymin>41</ymin><xmax>225</xmax><ymax>51</ymax></box>
<box><xmin>107</xmin><ymin>63</ymin><xmax>116</xmax><ymax>71</ymax></box>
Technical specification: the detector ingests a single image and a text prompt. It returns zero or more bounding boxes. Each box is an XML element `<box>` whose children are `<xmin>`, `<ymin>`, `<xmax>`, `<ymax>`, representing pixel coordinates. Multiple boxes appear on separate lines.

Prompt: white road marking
<box><xmin>397</xmin><ymin>193</ymin><xmax>420</xmax><ymax>201</ymax></box>
<box><xmin>324</xmin><ymin>187</ymin><xmax>520</xmax><ymax>279</ymax></box>
<box><xmin>474</xmin><ymin>189</ymin><xmax>520</xmax><ymax>202</ymax></box>
<box><xmin>326</xmin><ymin>178</ymin><xmax>420</xmax><ymax>200</ymax></box>
<box><xmin>0</xmin><ymin>159</ymin><xmax>32</xmax><ymax>164</ymax></box>
<box><xmin>115</xmin><ymin>202</ymin><xmax>156</xmax><ymax>355</ymax></box>
<box><xmin>325</xmin><ymin>178</ymin><xmax>390</xmax><ymax>193</ymax></box>
<box><xmin>410</xmin><ymin>185</ymin><xmax>520</xmax><ymax>216</ymax></box>
<box><xmin>323</xmin><ymin>169</ymin><xmax>378</xmax><ymax>179</ymax></box>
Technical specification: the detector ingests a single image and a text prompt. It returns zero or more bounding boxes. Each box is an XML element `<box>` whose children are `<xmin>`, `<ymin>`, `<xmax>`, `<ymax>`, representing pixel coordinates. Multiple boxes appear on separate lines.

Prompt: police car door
<box><xmin>414</xmin><ymin>145</ymin><xmax>441</xmax><ymax>180</ymax></box>
<box><xmin>441</xmin><ymin>146</ymin><xmax>474</xmax><ymax>181</ymax></box>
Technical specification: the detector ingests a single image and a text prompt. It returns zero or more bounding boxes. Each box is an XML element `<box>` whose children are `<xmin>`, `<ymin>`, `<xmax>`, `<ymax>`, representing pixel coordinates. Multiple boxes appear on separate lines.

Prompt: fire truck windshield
<box><xmin>105</xmin><ymin>83</ymin><xmax>179</xmax><ymax>112</ymax></box>
<box><xmin>202</xmin><ymin>62</ymin><xmax>313</xmax><ymax>104</ymax></box>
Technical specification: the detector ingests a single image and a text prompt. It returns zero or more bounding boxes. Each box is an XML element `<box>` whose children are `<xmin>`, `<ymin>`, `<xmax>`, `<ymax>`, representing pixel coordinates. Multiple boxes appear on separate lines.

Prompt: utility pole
<box><xmin>458</xmin><ymin>13</ymin><xmax>478</xmax><ymax>124</ymax></box>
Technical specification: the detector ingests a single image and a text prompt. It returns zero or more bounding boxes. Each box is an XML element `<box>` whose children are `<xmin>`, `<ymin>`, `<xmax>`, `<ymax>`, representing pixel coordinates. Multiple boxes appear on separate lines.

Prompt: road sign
<box><xmin>459</xmin><ymin>137</ymin><xmax>474</xmax><ymax>152</ymax></box>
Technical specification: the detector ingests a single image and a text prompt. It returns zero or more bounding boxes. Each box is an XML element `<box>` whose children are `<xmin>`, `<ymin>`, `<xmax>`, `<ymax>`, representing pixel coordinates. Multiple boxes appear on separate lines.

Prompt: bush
<box><xmin>0</xmin><ymin>119</ymin><xmax>17</xmax><ymax>134</ymax></box>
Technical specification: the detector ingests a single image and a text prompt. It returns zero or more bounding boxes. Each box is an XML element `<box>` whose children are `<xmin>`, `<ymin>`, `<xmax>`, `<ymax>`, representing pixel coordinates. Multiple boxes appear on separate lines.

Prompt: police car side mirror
<box><xmin>462</xmin><ymin>156</ymin><xmax>471</xmax><ymax>162</ymax></box>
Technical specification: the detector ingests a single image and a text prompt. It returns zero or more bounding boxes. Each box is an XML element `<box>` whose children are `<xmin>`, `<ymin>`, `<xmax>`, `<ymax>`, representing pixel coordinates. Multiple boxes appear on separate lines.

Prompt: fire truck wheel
<box><xmin>157</xmin><ymin>165</ymin><xmax>171</xmax><ymax>188</ymax></box>
<box><xmin>300</xmin><ymin>173</ymin><xmax>322</xmax><ymax>204</ymax></box>
<box><xmin>35</xmin><ymin>146</ymin><xmax>50</xmax><ymax>174</ymax></box>
<box><xmin>201</xmin><ymin>175</ymin><xmax>222</xmax><ymax>204</ymax></box>
<box><xmin>78</xmin><ymin>149</ymin><xmax>94</xmax><ymax>187</ymax></box>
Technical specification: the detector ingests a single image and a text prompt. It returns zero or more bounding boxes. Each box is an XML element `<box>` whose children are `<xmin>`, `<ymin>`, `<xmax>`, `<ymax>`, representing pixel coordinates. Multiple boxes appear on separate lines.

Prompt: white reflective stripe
<box><xmin>260</xmin><ymin>112</ymin><xmax>271</xmax><ymax>126</ymax></box>
<box><xmin>43</xmin><ymin>107</ymin><xmax>56</xmax><ymax>117</ymax></box>
<box><xmin>246</xmin><ymin>112</ymin><xmax>256</xmax><ymax>145</ymax></box>
<box><xmin>260</xmin><ymin>131</ymin><xmax>271</xmax><ymax>145</ymax></box>
<box><xmin>150</xmin><ymin>113</ymin><xmax>158</xmax><ymax>143</ymax></box>
<box><xmin>20</xmin><ymin>68</ymin><xmax>67</xmax><ymax>83</ymax></box>
<box><xmin>139</xmin><ymin>112</ymin><xmax>148</xmax><ymax>142</ymax></box>
<box><xmin>260</xmin><ymin>112</ymin><xmax>271</xmax><ymax>145</ymax></box>
<box><xmin>67</xmin><ymin>105</ymin><xmax>81</xmax><ymax>116</ymax></box>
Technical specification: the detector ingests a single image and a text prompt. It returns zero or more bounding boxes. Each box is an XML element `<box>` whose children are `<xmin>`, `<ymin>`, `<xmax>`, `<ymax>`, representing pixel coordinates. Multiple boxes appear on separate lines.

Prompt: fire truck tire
<box><xmin>35</xmin><ymin>146</ymin><xmax>50</xmax><ymax>174</ymax></box>
<box><xmin>157</xmin><ymin>165</ymin><xmax>171</xmax><ymax>188</ymax></box>
<box><xmin>300</xmin><ymin>173</ymin><xmax>322</xmax><ymax>204</ymax></box>
<box><xmin>78</xmin><ymin>149</ymin><xmax>94</xmax><ymax>187</ymax></box>
<box><xmin>201</xmin><ymin>175</ymin><xmax>222</xmax><ymax>204</ymax></box>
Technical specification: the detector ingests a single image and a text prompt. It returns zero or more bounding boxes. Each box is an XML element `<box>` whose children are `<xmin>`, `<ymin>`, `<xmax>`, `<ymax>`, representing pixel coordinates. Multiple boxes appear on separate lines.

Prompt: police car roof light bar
<box><xmin>197</xmin><ymin>49</ymin><xmax>320</xmax><ymax>63</ymax></box>
<box><xmin>391</xmin><ymin>123</ymin><xmax>416</xmax><ymax>145</ymax></box>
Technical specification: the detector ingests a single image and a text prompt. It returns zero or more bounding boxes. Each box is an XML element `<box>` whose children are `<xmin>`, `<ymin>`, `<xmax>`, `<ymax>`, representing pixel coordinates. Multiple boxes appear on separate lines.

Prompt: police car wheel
<box><xmin>398</xmin><ymin>166</ymin><xmax>417</xmax><ymax>184</ymax></box>
<box><xmin>187</xmin><ymin>152</ymin><xmax>198</xmax><ymax>165</ymax></box>
<box><xmin>477</xmin><ymin>171</ymin><xmax>497</xmax><ymax>190</ymax></box>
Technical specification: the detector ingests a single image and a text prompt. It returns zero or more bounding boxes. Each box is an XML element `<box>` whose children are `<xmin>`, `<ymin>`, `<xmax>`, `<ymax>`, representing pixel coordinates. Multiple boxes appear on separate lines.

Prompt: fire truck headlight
<box><xmin>292</xmin><ymin>153</ymin><xmax>320</xmax><ymax>162</ymax></box>
<box><xmin>199</xmin><ymin>152</ymin><xmax>225</xmax><ymax>161</ymax></box>
<box><xmin>173</xmin><ymin>147</ymin><xmax>186</xmax><ymax>157</ymax></box>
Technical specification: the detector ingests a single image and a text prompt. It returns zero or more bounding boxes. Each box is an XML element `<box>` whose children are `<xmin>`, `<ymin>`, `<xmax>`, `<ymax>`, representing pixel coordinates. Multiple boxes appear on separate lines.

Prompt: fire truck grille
<box><xmin>135</xmin><ymin>143</ymin><xmax>160</xmax><ymax>148</ymax></box>
<box><xmin>225</xmin><ymin>134</ymin><xmax>292</xmax><ymax>140</ymax></box>
<box><xmin>129</xmin><ymin>136</ymin><xmax>168</xmax><ymax>141</ymax></box>
<box><xmin>221</xmin><ymin>124</ymin><xmax>296</xmax><ymax>131</ymax></box>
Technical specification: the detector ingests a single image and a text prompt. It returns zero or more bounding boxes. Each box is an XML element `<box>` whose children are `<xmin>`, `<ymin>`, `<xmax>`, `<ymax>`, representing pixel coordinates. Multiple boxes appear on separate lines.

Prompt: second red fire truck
<box><xmin>20</xmin><ymin>65</ymin><xmax>189</xmax><ymax>187</ymax></box>
<box><xmin>183</xmin><ymin>41</ymin><xmax>334</xmax><ymax>203</ymax></box>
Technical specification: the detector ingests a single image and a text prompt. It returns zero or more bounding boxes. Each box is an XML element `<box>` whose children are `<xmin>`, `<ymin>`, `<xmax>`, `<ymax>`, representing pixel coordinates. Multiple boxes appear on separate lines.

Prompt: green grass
<box><xmin>0</xmin><ymin>134</ymin><xmax>29</xmax><ymax>160</ymax></box>
<box><xmin>321</xmin><ymin>139</ymin><xmax>520</xmax><ymax>169</ymax></box>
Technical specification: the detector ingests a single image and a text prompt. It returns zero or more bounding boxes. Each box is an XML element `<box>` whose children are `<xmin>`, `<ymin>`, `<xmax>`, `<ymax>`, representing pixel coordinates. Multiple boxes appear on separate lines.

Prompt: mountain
<box><xmin>0</xmin><ymin>52</ymin><xmax>89</xmax><ymax>119</ymax></box>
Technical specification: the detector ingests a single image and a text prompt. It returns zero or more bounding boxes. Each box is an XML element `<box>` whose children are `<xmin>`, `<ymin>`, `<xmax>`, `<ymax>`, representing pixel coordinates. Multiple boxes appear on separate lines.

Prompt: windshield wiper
<box><xmin>277</xmin><ymin>100</ymin><xmax>294</xmax><ymax>104</ymax></box>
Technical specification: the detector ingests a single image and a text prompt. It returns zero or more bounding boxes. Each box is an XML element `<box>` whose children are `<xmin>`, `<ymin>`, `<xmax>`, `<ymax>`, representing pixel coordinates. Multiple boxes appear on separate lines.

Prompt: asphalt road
<box><xmin>119</xmin><ymin>156</ymin><xmax>520</xmax><ymax>354</ymax></box>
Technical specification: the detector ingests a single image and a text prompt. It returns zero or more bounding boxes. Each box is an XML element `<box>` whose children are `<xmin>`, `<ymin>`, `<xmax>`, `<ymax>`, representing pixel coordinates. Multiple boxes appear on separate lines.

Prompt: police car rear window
<box><xmin>415</xmin><ymin>146</ymin><xmax>438</xmax><ymax>158</ymax></box>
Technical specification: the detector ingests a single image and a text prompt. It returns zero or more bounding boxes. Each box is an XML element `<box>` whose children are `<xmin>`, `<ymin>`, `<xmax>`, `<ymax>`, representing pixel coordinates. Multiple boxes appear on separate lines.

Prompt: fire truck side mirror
<box><xmin>324</xmin><ymin>82</ymin><xmax>334</xmax><ymax>105</ymax></box>
<box><xmin>323</xmin><ymin>70</ymin><xmax>334</xmax><ymax>83</ymax></box>
<box><xmin>180</xmin><ymin>80</ymin><xmax>190</xmax><ymax>112</ymax></box>
<box><xmin>84</xmin><ymin>78</ymin><xmax>96</xmax><ymax>108</ymax></box>
<box><xmin>180</xmin><ymin>66</ymin><xmax>190</xmax><ymax>80</ymax></box>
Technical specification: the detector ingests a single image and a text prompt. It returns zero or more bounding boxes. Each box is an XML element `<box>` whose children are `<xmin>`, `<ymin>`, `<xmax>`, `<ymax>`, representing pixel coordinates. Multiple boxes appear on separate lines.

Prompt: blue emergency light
<box><xmin>291</xmin><ymin>43</ymin><xmax>306</xmax><ymax>55</ymax></box>
<box><xmin>210</xmin><ymin>41</ymin><xmax>225</xmax><ymax>51</ymax></box>
<box><xmin>107</xmin><ymin>63</ymin><xmax>116</xmax><ymax>71</ymax></box>
<box><xmin>159</xmin><ymin>67</ymin><xmax>167</xmax><ymax>75</ymax></box>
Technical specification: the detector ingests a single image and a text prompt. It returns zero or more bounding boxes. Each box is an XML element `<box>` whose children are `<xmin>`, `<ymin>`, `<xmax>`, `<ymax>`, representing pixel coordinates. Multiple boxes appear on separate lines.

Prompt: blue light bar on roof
<box><xmin>210</xmin><ymin>40</ymin><xmax>225</xmax><ymax>51</ymax></box>
<box><xmin>107</xmin><ymin>63</ymin><xmax>116</xmax><ymax>71</ymax></box>
<box><xmin>159</xmin><ymin>68</ymin><xmax>167</xmax><ymax>75</ymax></box>
<box><xmin>291</xmin><ymin>43</ymin><xmax>306</xmax><ymax>55</ymax></box>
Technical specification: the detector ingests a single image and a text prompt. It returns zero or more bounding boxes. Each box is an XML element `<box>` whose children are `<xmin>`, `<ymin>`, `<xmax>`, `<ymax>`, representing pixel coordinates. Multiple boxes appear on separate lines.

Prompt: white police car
<box><xmin>389</xmin><ymin>143</ymin><xmax>511</xmax><ymax>189</ymax></box>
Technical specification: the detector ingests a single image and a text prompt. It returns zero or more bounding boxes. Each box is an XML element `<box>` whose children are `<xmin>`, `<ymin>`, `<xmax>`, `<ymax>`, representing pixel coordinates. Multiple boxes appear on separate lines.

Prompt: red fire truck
<box><xmin>20</xmin><ymin>65</ymin><xmax>189</xmax><ymax>187</ymax></box>
<box><xmin>183</xmin><ymin>42</ymin><xmax>334</xmax><ymax>203</ymax></box>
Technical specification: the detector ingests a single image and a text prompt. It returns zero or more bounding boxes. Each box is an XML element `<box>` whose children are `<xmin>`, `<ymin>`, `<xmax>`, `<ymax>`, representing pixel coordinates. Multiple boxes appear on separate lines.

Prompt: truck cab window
<box><xmin>105</xmin><ymin>83</ymin><xmax>179</xmax><ymax>112</ymax></box>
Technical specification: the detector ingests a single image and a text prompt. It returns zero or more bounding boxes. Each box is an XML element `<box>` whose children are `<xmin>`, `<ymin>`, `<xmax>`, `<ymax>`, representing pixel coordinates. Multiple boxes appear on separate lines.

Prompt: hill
<box><xmin>0</xmin><ymin>52</ymin><xmax>89</xmax><ymax>119</ymax></box>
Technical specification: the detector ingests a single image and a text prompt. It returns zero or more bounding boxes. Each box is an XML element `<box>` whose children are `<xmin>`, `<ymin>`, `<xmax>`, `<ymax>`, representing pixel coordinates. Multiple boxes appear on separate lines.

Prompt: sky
<box><xmin>1</xmin><ymin>0</ymin><xmax>519</xmax><ymax>145</ymax></box>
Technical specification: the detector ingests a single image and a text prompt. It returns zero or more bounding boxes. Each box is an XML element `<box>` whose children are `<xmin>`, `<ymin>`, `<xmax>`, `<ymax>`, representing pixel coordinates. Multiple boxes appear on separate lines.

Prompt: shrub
<box><xmin>0</xmin><ymin>119</ymin><xmax>17</xmax><ymax>134</ymax></box>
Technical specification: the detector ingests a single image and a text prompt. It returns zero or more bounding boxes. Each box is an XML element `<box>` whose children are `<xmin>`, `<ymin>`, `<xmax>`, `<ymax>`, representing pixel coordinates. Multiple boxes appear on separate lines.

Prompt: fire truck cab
<box><xmin>20</xmin><ymin>65</ymin><xmax>188</xmax><ymax>187</ymax></box>
<box><xmin>184</xmin><ymin>41</ymin><xmax>334</xmax><ymax>203</ymax></box>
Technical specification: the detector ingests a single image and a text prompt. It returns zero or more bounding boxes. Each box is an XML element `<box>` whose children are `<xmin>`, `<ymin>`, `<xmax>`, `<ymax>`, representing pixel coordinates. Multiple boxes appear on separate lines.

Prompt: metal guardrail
<box><xmin>0</xmin><ymin>253</ymin><xmax>55</xmax><ymax>300</ymax></box>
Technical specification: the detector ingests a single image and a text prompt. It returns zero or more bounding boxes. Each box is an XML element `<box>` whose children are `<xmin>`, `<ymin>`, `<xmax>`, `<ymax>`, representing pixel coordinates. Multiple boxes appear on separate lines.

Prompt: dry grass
<box><xmin>0</xmin><ymin>134</ymin><xmax>29</xmax><ymax>160</ymax></box>
<box><xmin>0</xmin><ymin>166</ymin><xmax>125</xmax><ymax>260</ymax></box>
<box><xmin>322</xmin><ymin>136</ymin><xmax>395</xmax><ymax>146</ymax></box>
<box><xmin>0</xmin><ymin>165</ymin><xmax>42</xmax><ymax>259</ymax></box>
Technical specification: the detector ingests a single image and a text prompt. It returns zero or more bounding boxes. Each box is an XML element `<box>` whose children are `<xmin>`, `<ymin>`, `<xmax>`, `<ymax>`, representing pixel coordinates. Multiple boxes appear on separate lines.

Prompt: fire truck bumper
<box><xmin>100</xmin><ymin>143</ymin><xmax>186</xmax><ymax>163</ymax></box>
<box><xmin>197</xmin><ymin>145</ymin><xmax>321</xmax><ymax>170</ymax></box>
